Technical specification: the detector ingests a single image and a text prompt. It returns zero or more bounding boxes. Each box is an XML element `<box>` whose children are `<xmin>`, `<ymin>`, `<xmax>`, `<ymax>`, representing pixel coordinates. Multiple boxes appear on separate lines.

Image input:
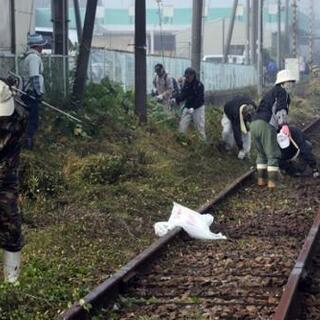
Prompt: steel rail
<box><xmin>61</xmin><ymin>117</ymin><xmax>320</xmax><ymax>320</ymax></box>
<box><xmin>273</xmin><ymin>211</ymin><xmax>320</xmax><ymax>320</ymax></box>
<box><xmin>272</xmin><ymin>116</ymin><xmax>320</xmax><ymax>320</ymax></box>
<box><xmin>60</xmin><ymin>169</ymin><xmax>255</xmax><ymax>320</ymax></box>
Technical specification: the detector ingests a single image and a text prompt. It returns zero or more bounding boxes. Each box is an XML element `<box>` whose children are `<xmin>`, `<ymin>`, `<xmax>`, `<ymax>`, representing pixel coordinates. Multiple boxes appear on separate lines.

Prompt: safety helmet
<box><xmin>27</xmin><ymin>33</ymin><xmax>47</xmax><ymax>48</ymax></box>
<box><xmin>0</xmin><ymin>81</ymin><xmax>14</xmax><ymax>117</ymax></box>
<box><xmin>275</xmin><ymin>69</ymin><xmax>296</xmax><ymax>85</ymax></box>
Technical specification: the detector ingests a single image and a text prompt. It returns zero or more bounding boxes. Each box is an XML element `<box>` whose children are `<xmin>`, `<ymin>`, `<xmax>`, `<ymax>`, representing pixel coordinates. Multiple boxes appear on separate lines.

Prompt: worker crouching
<box><xmin>220</xmin><ymin>96</ymin><xmax>257</xmax><ymax>160</ymax></box>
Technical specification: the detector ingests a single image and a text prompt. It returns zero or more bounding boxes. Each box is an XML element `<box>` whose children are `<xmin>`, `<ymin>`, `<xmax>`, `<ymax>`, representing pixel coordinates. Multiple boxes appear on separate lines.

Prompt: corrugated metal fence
<box><xmin>0</xmin><ymin>48</ymin><xmax>257</xmax><ymax>96</ymax></box>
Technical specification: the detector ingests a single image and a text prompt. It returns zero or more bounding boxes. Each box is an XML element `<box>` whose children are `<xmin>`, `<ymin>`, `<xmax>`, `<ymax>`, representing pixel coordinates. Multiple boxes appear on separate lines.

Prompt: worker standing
<box><xmin>250</xmin><ymin>69</ymin><xmax>296</xmax><ymax>189</ymax></box>
<box><xmin>20</xmin><ymin>33</ymin><xmax>47</xmax><ymax>149</ymax></box>
<box><xmin>0</xmin><ymin>79</ymin><xmax>29</xmax><ymax>283</ymax></box>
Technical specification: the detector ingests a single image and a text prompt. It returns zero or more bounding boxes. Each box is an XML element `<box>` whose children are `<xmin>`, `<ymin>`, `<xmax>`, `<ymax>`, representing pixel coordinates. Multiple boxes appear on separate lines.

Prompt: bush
<box><xmin>63</xmin><ymin>153</ymin><xmax>126</xmax><ymax>185</ymax></box>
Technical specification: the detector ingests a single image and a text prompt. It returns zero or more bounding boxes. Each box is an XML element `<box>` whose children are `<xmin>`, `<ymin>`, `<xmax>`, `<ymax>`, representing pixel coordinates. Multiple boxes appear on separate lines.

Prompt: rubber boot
<box><xmin>257</xmin><ymin>169</ymin><xmax>267</xmax><ymax>187</ymax></box>
<box><xmin>3</xmin><ymin>250</ymin><xmax>21</xmax><ymax>283</ymax></box>
<box><xmin>268</xmin><ymin>170</ymin><xmax>279</xmax><ymax>190</ymax></box>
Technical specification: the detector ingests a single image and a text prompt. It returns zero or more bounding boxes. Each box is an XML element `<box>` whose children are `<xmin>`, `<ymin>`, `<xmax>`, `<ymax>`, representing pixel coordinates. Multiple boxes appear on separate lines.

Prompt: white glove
<box><xmin>238</xmin><ymin>150</ymin><xmax>246</xmax><ymax>160</ymax></box>
<box><xmin>151</xmin><ymin>88</ymin><xmax>158</xmax><ymax>96</ymax></box>
<box><xmin>313</xmin><ymin>169</ymin><xmax>320</xmax><ymax>178</ymax></box>
<box><xmin>187</xmin><ymin>108</ymin><xmax>194</xmax><ymax>114</ymax></box>
<box><xmin>170</xmin><ymin>98</ymin><xmax>176</xmax><ymax>105</ymax></box>
<box><xmin>156</xmin><ymin>94</ymin><xmax>163</xmax><ymax>102</ymax></box>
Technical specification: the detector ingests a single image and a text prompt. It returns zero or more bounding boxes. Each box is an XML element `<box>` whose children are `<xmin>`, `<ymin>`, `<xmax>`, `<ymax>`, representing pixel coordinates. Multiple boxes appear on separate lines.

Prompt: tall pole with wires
<box><xmin>277</xmin><ymin>0</ymin><xmax>281</xmax><ymax>69</ymax></box>
<box><xmin>308</xmin><ymin>0</ymin><xmax>314</xmax><ymax>65</ymax></box>
<box><xmin>191</xmin><ymin>0</ymin><xmax>203</xmax><ymax>77</ymax></box>
<box><xmin>245</xmin><ymin>0</ymin><xmax>250</xmax><ymax>65</ymax></box>
<box><xmin>10</xmin><ymin>0</ymin><xmax>16</xmax><ymax>54</ymax></box>
<box><xmin>250</xmin><ymin>0</ymin><xmax>258</xmax><ymax>65</ymax></box>
<box><xmin>224</xmin><ymin>0</ymin><xmax>238</xmax><ymax>63</ymax></box>
<box><xmin>285</xmin><ymin>0</ymin><xmax>290</xmax><ymax>56</ymax></box>
<box><xmin>156</xmin><ymin>0</ymin><xmax>165</xmax><ymax>64</ymax></box>
<box><xmin>257</xmin><ymin>0</ymin><xmax>263</xmax><ymax>95</ymax></box>
<box><xmin>292</xmin><ymin>0</ymin><xmax>297</xmax><ymax>57</ymax></box>
<box><xmin>134</xmin><ymin>0</ymin><xmax>147</xmax><ymax>123</ymax></box>
<box><xmin>72</xmin><ymin>0</ymin><xmax>98</xmax><ymax>105</ymax></box>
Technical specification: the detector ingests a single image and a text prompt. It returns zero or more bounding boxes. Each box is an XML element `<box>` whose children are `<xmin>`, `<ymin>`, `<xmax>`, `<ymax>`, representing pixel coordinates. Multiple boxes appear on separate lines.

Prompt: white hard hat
<box><xmin>275</xmin><ymin>69</ymin><xmax>296</xmax><ymax>85</ymax></box>
<box><xmin>277</xmin><ymin>131</ymin><xmax>290</xmax><ymax>149</ymax></box>
<box><xmin>0</xmin><ymin>81</ymin><xmax>14</xmax><ymax>117</ymax></box>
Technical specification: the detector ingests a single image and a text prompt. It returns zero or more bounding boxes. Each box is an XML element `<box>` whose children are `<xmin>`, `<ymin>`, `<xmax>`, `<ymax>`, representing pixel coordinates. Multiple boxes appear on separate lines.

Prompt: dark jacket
<box><xmin>0</xmin><ymin>98</ymin><xmax>28</xmax><ymax>173</ymax></box>
<box><xmin>279</xmin><ymin>126</ymin><xmax>317</xmax><ymax>170</ymax></box>
<box><xmin>175</xmin><ymin>78</ymin><xmax>204</xmax><ymax>110</ymax></box>
<box><xmin>253</xmin><ymin>85</ymin><xmax>290</xmax><ymax>129</ymax></box>
<box><xmin>224</xmin><ymin>96</ymin><xmax>256</xmax><ymax>150</ymax></box>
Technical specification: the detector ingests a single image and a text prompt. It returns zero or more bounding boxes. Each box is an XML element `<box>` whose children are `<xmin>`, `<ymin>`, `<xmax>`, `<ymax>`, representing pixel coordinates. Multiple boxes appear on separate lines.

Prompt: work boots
<box><xmin>257</xmin><ymin>169</ymin><xmax>267</xmax><ymax>187</ymax></box>
<box><xmin>3</xmin><ymin>250</ymin><xmax>21</xmax><ymax>283</ymax></box>
<box><xmin>267</xmin><ymin>169</ymin><xmax>279</xmax><ymax>190</ymax></box>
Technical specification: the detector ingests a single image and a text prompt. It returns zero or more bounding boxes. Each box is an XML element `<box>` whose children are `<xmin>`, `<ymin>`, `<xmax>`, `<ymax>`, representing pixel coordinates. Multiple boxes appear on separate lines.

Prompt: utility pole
<box><xmin>74</xmin><ymin>0</ymin><xmax>82</xmax><ymax>44</ymax></box>
<box><xmin>308</xmin><ymin>0</ymin><xmax>314</xmax><ymax>65</ymax></box>
<box><xmin>72</xmin><ymin>0</ymin><xmax>98</xmax><ymax>105</ymax></box>
<box><xmin>285</xmin><ymin>0</ymin><xmax>290</xmax><ymax>56</ymax></box>
<box><xmin>52</xmin><ymin>0</ymin><xmax>69</xmax><ymax>55</ymax></box>
<box><xmin>292</xmin><ymin>0</ymin><xmax>297</xmax><ymax>57</ymax></box>
<box><xmin>10</xmin><ymin>0</ymin><xmax>16</xmax><ymax>54</ymax></box>
<box><xmin>224</xmin><ymin>0</ymin><xmax>238</xmax><ymax>63</ymax></box>
<box><xmin>245</xmin><ymin>0</ymin><xmax>250</xmax><ymax>65</ymax></box>
<box><xmin>134</xmin><ymin>0</ymin><xmax>147</xmax><ymax>123</ymax></box>
<box><xmin>250</xmin><ymin>0</ymin><xmax>258</xmax><ymax>65</ymax></box>
<box><xmin>277</xmin><ymin>0</ymin><xmax>281</xmax><ymax>69</ymax></box>
<box><xmin>257</xmin><ymin>0</ymin><xmax>263</xmax><ymax>96</ymax></box>
<box><xmin>191</xmin><ymin>0</ymin><xmax>203</xmax><ymax>76</ymax></box>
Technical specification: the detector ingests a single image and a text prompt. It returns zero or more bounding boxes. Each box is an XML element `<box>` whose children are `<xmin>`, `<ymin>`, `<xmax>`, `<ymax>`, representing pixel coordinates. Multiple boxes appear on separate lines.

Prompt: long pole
<box><xmin>308</xmin><ymin>0</ymin><xmax>314</xmax><ymax>65</ymax></box>
<box><xmin>191</xmin><ymin>0</ymin><xmax>203</xmax><ymax>76</ymax></box>
<box><xmin>277</xmin><ymin>0</ymin><xmax>281</xmax><ymax>68</ymax></box>
<box><xmin>52</xmin><ymin>0</ymin><xmax>69</xmax><ymax>55</ymax></box>
<box><xmin>250</xmin><ymin>0</ymin><xmax>258</xmax><ymax>65</ymax></box>
<box><xmin>292</xmin><ymin>0</ymin><xmax>297</xmax><ymax>57</ymax></box>
<box><xmin>245</xmin><ymin>0</ymin><xmax>250</xmax><ymax>64</ymax></box>
<box><xmin>257</xmin><ymin>0</ymin><xmax>263</xmax><ymax>96</ymax></box>
<box><xmin>74</xmin><ymin>0</ymin><xmax>82</xmax><ymax>44</ymax></box>
<box><xmin>72</xmin><ymin>0</ymin><xmax>98</xmax><ymax>105</ymax></box>
<box><xmin>134</xmin><ymin>0</ymin><xmax>147</xmax><ymax>123</ymax></box>
<box><xmin>224</xmin><ymin>0</ymin><xmax>238</xmax><ymax>63</ymax></box>
<box><xmin>285</xmin><ymin>0</ymin><xmax>289</xmax><ymax>56</ymax></box>
<box><xmin>10</xmin><ymin>0</ymin><xmax>16</xmax><ymax>54</ymax></box>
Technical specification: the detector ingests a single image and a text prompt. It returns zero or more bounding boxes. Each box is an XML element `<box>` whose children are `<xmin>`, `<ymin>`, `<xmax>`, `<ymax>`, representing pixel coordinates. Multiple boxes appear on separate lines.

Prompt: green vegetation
<box><xmin>1</xmin><ymin>78</ymin><xmax>319</xmax><ymax>319</ymax></box>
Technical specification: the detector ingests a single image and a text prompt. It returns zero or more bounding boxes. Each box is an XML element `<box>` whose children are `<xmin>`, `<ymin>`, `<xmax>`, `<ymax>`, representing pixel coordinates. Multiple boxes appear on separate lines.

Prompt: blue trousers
<box><xmin>22</xmin><ymin>95</ymin><xmax>39</xmax><ymax>139</ymax></box>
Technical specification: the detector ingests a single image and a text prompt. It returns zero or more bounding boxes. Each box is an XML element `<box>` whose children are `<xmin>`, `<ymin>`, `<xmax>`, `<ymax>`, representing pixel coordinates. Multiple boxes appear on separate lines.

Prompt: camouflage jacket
<box><xmin>0</xmin><ymin>98</ymin><xmax>29</xmax><ymax>173</ymax></box>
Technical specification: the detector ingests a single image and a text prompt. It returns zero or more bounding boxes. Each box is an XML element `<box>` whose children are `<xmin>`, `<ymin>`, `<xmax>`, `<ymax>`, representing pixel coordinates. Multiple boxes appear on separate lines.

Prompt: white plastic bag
<box><xmin>154</xmin><ymin>202</ymin><xmax>226</xmax><ymax>240</ymax></box>
<box><xmin>154</xmin><ymin>222</ymin><xmax>173</xmax><ymax>237</ymax></box>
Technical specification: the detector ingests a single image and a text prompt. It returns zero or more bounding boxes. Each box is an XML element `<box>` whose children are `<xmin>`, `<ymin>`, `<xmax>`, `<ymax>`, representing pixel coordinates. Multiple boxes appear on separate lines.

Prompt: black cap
<box><xmin>184</xmin><ymin>67</ymin><xmax>196</xmax><ymax>77</ymax></box>
<box><xmin>155</xmin><ymin>63</ymin><xmax>164</xmax><ymax>71</ymax></box>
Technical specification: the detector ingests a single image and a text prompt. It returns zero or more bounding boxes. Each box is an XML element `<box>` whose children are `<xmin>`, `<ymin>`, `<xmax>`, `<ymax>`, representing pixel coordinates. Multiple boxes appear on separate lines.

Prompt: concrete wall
<box><xmin>0</xmin><ymin>0</ymin><xmax>35</xmax><ymax>54</ymax></box>
<box><xmin>176</xmin><ymin>18</ymin><xmax>273</xmax><ymax>59</ymax></box>
<box><xmin>16</xmin><ymin>0</ymin><xmax>36</xmax><ymax>54</ymax></box>
<box><xmin>92</xmin><ymin>34</ymin><xmax>134</xmax><ymax>52</ymax></box>
<box><xmin>0</xmin><ymin>1</ymin><xmax>12</xmax><ymax>52</ymax></box>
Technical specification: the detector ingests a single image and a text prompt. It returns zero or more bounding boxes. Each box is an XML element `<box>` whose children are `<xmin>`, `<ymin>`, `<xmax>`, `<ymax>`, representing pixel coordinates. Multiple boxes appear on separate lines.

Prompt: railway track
<box><xmin>60</xmin><ymin>118</ymin><xmax>320</xmax><ymax>320</ymax></box>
